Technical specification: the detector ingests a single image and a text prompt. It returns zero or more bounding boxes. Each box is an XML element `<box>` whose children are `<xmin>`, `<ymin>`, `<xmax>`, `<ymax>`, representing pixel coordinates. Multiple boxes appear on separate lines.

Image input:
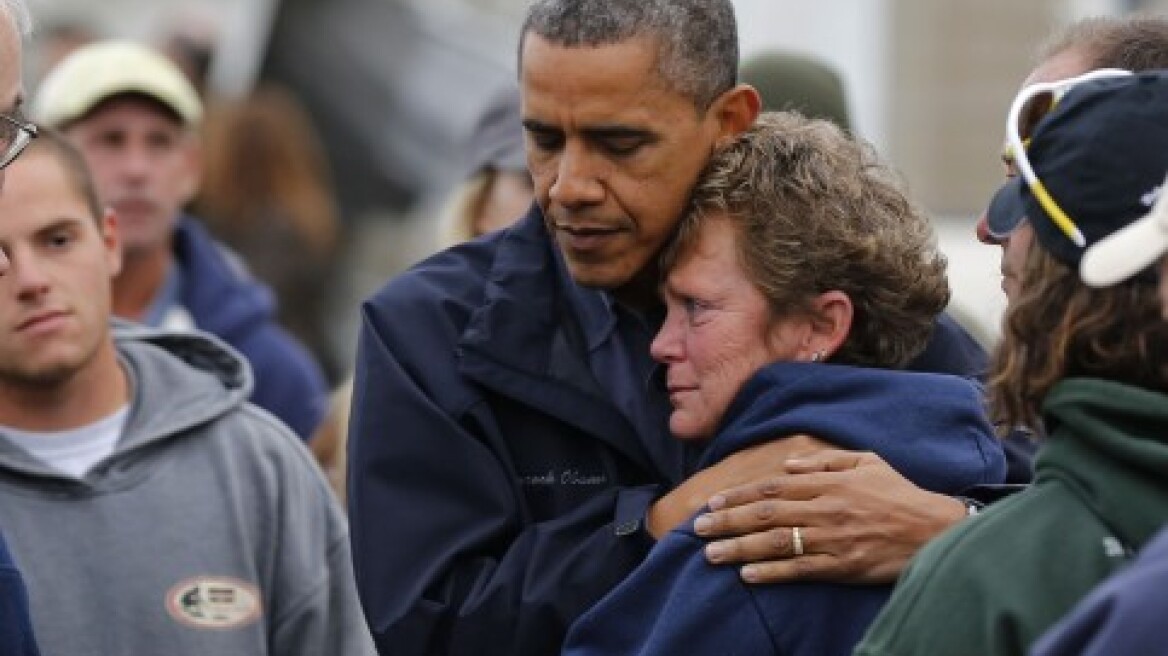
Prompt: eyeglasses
<box><xmin>0</xmin><ymin>110</ymin><xmax>37</xmax><ymax>170</ymax></box>
<box><xmin>1004</xmin><ymin>68</ymin><xmax>1133</xmax><ymax>247</ymax></box>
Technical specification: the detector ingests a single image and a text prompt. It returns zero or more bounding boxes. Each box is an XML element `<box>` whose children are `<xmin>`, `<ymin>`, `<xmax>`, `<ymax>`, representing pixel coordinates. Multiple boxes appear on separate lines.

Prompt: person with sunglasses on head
<box><xmin>0</xmin><ymin>1</ymin><xmax>42</xmax><ymax>655</ymax></box>
<box><xmin>855</xmin><ymin>69</ymin><xmax>1168</xmax><ymax>656</ymax></box>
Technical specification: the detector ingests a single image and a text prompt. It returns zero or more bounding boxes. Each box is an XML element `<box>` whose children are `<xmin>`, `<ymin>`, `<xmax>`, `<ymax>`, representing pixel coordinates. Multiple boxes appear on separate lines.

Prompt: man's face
<box><xmin>980</xmin><ymin>47</ymin><xmax>1092</xmax><ymax>303</ymax></box>
<box><xmin>651</xmin><ymin>217</ymin><xmax>808</xmax><ymax>440</ymax></box>
<box><xmin>63</xmin><ymin>96</ymin><xmax>199</xmax><ymax>257</ymax></box>
<box><xmin>520</xmin><ymin>34</ymin><xmax>740</xmax><ymax>297</ymax></box>
<box><xmin>0</xmin><ymin>150</ymin><xmax>121</xmax><ymax>388</ymax></box>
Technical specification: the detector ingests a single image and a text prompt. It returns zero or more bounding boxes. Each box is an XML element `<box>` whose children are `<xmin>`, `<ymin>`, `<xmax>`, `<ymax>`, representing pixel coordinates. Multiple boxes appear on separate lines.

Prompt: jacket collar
<box><xmin>1039</xmin><ymin>377</ymin><xmax>1168</xmax><ymax>550</ymax></box>
<box><xmin>457</xmin><ymin>206</ymin><xmax>656</xmax><ymax>472</ymax></box>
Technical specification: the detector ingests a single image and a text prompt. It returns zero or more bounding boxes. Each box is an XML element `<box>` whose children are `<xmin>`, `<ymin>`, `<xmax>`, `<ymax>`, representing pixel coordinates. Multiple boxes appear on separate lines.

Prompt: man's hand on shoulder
<box><xmin>645</xmin><ymin>435</ymin><xmax>828</xmax><ymax>539</ymax></box>
<box><xmin>692</xmin><ymin>450</ymin><xmax>967</xmax><ymax>585</ymax></box>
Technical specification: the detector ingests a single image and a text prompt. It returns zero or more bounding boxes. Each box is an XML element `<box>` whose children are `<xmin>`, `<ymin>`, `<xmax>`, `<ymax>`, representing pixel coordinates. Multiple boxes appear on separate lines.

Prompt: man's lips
<box><xmin>666</xmin><ymin>384</ymin><xmax>697</xmax><ymax>402</ymax></box>
<box><xmin>553</xmin><ymin>224</ymin><xmax>623</xmax><ymax>251</ymax></box>
<box><xmin>16</xmin><ymin>310</ymin><xmax>69</xmax><ymax>333</ymax></box>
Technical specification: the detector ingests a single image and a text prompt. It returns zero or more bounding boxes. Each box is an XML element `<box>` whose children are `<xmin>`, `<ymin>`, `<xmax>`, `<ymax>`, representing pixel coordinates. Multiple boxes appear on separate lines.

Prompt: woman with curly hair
<box><xmin>563</xmin><ymin>112</ymin><xmax>1006</xmax><ymax>656</ymax></box>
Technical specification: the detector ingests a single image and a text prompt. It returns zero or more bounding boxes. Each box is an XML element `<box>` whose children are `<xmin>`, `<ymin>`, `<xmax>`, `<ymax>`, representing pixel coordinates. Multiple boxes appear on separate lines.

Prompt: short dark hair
<box><xmin>664</xmin><ymin>112</ymin><xmax>950</xmax><ymax>368</ymax></box>
<box><xmin>520</xmin><ymin>0</ymin><xmax>738</xmax><ymax>111</ymax></box>
<box><xmin>24</xmin><ymin>127</ymin><xmax>104</xmax><ymax>221</ymax></box>
<box><xmin>1039</xmin><ymin>14</ymin><xmax>1168</xmax><ymax>71</ymax></box>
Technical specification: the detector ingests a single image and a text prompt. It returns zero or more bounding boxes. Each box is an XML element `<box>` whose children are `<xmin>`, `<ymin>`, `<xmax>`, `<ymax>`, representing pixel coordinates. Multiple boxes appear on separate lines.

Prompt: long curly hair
<box><xmin>987</xmin><ymin>245</ymin><xmax>1168</xmax><ymax>431</ymax></box>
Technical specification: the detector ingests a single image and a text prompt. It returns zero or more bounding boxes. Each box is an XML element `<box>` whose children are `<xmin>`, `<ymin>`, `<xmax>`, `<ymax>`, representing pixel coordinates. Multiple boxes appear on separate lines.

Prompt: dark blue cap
<box><xmin>986</xmin><ymin>71</ymin><xmax>1168</xmax><ymax>267</ymax></box>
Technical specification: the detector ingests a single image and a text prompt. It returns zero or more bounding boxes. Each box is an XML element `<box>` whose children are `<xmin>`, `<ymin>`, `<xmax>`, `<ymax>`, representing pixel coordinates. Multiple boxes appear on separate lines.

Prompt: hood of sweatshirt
<box><xmin>701</xmin><ymin>362</ymin><xmax>1007</xmax><ymax>493</ymax></box>
<box><xmin>0</xmin><ymin>322</ymin><xmax>252</xmax><ymax>491</ymax></box>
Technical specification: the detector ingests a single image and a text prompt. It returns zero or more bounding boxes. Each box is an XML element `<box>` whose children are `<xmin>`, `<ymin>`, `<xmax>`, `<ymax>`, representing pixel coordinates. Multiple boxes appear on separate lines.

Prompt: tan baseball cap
<box><xmin>32</xmin><ymin>40</ymin><xmax>203</xmax><ymax>129</ymax></box>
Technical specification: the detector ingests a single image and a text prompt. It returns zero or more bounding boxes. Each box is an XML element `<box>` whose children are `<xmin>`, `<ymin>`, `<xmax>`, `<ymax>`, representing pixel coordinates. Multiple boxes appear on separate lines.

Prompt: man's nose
<box><xmin>548</xmin><ymin>144</ymin><xmax>604</xmax><ymax>208</ymax></box>
<box><xmin>976</xmin><ymin>214</ymin><xmax>1001</xmax><ymax>246</ymax></box>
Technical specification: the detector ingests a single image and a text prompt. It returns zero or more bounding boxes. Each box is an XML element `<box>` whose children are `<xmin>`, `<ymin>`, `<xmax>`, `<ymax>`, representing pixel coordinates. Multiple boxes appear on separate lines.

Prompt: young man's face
<box><xmin>520</xmin><ymin>34</ymin><xmax>748</xmax><ymax>299</ymax></box>
<box><xmin>0</xmin><ymin>149</ymin><xmax>121</xmax><ymax>387</ymax></box>
<box><xmin>63</xmin><ymin>96</ymin><xmax>199</xmax><ymax>258</ymax></box>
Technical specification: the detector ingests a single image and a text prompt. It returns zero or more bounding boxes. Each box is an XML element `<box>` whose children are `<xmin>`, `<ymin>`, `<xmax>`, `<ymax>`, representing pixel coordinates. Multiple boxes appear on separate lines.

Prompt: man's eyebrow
<box><xmin>522</xmin><ymin>118</ymin><xmax>557</xmax><ymax>132</ymax></box>
<box><xmin>582</xmin><ymin>125</ymin><xmax>655</xmax><ymax>141</ymax></box>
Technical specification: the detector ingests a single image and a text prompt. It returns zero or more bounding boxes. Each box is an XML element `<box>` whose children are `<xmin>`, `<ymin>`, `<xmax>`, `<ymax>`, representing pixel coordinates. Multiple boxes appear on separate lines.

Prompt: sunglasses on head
<box><xmin>1003</xmin><ymin>68</ymin><xmax>1133</xmax><ymax>247</ymax></box>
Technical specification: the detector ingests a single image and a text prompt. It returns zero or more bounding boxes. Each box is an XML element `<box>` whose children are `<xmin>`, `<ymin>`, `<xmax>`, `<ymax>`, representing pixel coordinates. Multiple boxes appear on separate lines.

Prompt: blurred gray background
<box><xmin>23</xmin><ymin>0</ymin><xmax>1168</xmax><ymax>368</ymax></box>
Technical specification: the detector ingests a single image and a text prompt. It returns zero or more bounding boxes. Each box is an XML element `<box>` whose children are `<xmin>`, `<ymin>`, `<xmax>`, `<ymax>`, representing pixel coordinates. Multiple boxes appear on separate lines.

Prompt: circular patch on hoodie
<box><xmin>166</xmin><ymin>576</ymin><xmax>262</xmax><ymax>630</ymax></box>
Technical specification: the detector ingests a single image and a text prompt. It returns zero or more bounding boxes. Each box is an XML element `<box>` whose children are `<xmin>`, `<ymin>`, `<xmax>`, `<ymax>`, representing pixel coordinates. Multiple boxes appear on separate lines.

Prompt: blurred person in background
<box><xmin>437</xmin><ymin>84</ymin><xmax>532</xmax><ymax>247</ymax></box>
<box><xmin>194</xmin><ymin>83</ymin><xmax>343</xmax><ymax>383</ymax></box>
<box><xmin>739</xmin><ymin>50</ymin><xmax>851</xmax><ymax>130</ymax></box>
<box><xmin>28</xmin><ymin>19</ymin><xmax>93</xmax><ymax>87</ymax></box>
<box><xmin>856</xmin><ymin>69</ymin><xmax>1168</xmax><ymax>656</ymax></box>
<box><xmin>31</xmin><ymin>40</ymin><xmax>329</xmax><ymax>442</ymax></box>
<box><xmin>0</xmin><ymin>2</ymin><xmax>43</xmax><ymax>654</ymax></box>
<box><xmin>0</xmin><ymin>129</ymin><xmax>374</xmax><ymax>655</ymax></box>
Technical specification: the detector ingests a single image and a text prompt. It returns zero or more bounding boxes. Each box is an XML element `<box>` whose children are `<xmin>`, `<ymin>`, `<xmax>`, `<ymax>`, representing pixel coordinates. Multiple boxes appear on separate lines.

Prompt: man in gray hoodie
<box><xmin>0</xmin><ymin>129</ymin><xmax>374</xmax><ymax>655</ymax></box>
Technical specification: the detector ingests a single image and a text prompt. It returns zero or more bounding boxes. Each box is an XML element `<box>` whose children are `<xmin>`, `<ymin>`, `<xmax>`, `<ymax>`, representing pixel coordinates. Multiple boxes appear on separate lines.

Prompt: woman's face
<box><xmin>650</xmin><ymin>216</ymin><xmax>811</xmax><ymax>440</ymax></box>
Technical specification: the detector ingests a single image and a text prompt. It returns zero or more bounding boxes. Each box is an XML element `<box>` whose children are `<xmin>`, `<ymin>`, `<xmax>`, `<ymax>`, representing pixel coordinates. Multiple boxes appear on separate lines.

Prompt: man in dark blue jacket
<box><xmin>30</xmin><ymin>41</ymin><xmax>328</xmax><ymax>441</ymax></box>
<box><xmin>348</xmin><ymin>1</ymin><xmax>992</xmax><ymax>654</ymax></box>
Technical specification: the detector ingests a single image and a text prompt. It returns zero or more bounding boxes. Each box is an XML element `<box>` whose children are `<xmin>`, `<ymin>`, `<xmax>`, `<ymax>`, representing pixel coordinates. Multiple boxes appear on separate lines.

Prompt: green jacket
<box><xmin>855</xmin><ymin>378</ymin><xmax>1168</xmax><ymax>656</ymax></box>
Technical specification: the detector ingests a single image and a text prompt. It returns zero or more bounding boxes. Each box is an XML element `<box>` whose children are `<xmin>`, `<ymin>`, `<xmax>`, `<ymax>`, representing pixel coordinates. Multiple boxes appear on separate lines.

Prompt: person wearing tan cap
<box><xmin>31</xmin><ymin>40</ymin><xmax>329</xmax><ymax>443</ymax></box>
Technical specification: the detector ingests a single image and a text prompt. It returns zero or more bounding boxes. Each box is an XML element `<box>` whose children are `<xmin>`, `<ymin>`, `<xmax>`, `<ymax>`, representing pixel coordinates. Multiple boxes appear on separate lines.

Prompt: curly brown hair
<box><xmin>987</xmin><ymin>245</ymin><xmax>1168</xmax><ymax>431</ymax></box>
<box><xmin>662</xmin><ymin>111</ymin><xmax>950</xmax><ymax>368</ymax></box>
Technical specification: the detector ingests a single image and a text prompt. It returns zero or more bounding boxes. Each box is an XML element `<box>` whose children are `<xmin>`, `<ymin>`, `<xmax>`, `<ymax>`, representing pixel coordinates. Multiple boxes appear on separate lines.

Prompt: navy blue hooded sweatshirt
<box><xmin>0</xmin><ymin>529</ymin><xmax>39</xmax><ymax>656</ymax></box>
<box><xmin>173</xmin><ymin>216</ymin><xmax>327</xmax><ymax>440</ymax></box>
<box><xmin>564</xmin><ymin>362</ymin><xmax>1006</xmax><ymax>656</ymax></box>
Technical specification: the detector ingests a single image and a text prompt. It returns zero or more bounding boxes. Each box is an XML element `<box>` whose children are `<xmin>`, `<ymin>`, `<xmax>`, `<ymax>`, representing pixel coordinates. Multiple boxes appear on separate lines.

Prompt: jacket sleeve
<box><xmin>348</xmin><ymin>300</ymin><xmax>658</xmax><ymax>656</ymax></box>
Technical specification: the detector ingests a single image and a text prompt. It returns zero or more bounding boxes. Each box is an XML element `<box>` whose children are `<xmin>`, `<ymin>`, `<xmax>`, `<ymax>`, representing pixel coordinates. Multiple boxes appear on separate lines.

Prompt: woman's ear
<box><xmin>803</xmin><ymin>290</ymin><xmax>853</xmax><ymax>361</ymax></box>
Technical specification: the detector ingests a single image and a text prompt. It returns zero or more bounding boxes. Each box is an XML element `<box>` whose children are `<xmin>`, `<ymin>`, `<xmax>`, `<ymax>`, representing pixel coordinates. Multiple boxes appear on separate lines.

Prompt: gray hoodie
<box><xmin>0</xmin><ymin>325</ymin><xmax>375</xmax><ymax>655</ymax></box>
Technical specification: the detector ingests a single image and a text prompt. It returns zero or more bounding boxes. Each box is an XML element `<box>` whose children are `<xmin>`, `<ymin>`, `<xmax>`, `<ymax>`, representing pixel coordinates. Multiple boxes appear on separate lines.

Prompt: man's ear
<box><xmin>710</xmin><ymin>83</ymin><xmax>762</xmax><ymax>145</ymax></box>
<box><xmin>803</xmin><ymin>290</ymin><xmax>853</xmax><ymax>361</ymax></box>
<box><xmin>178</xmin><ymin>136</ymin><xmax>203</xmax><ymax>205</ymax></box>
<box><xmin>100</xmin><ymin>208</ymin><xmax>122</xmax><ymax>277</ymax></box>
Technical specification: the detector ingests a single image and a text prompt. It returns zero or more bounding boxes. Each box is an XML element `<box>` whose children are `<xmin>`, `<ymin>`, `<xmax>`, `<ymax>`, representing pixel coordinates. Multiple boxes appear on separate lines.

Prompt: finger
<box><xmin>703</xmin><ymin>525</ymin><xmax>825</xmax><ymax>565</ymax></box>
<box><xmin>706</xmin><ymin>472</ymin><xmax>833</xmax><ymax>513</ymax></box>
<box><xmin>697</xmin><ymin>494</ymin><xmax>836</xmax><ymax>538</ymax></box>
<box><xmin>739</xmin><ymin>553</ymin><xmax>843</xmax><ymax>584</ymax></box>
<box><xmin>783</xmin><ymin>449</ymin><xmax>872</xmax><ymax>474</ymax></box>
